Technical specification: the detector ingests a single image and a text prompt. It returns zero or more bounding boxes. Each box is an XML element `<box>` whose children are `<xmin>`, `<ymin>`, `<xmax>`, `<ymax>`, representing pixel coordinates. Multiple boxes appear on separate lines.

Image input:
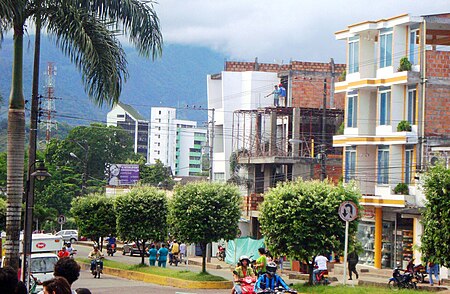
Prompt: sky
<box><xmin>155</xmin><ymin>0</ymin><xmax>449</xmax><ymax>64</ymax></box>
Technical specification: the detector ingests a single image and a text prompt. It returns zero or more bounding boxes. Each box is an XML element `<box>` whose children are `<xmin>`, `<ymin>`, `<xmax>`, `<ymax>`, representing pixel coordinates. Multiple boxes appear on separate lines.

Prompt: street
<box><xmin>72</xmin><ymin>270</ymin><xmax>231</xmax><ymax>294</ymax></box>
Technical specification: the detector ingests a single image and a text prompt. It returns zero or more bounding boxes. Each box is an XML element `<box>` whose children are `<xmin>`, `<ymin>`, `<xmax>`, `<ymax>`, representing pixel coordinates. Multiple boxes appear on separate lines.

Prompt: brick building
<box><xmin>333</xmin><ymin>13</ymin><xmax>450</xmax><ymax>271</ymax></box>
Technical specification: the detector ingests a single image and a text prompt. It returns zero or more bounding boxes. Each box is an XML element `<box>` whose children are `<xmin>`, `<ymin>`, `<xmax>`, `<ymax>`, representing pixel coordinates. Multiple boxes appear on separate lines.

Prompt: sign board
<box><xmin>57</xmin><ymin>214</ymin><xmax>66</xmax><ymax>225</ymax></box>
<box><xmin>338</xmin><ymin>201</ymin><xmax>358</xmax><ymax>222</ymax></box>
<box><xmin>106</xmin><ymin>163</ymin><xmax>140</xmax><ymax>186</ymax></box>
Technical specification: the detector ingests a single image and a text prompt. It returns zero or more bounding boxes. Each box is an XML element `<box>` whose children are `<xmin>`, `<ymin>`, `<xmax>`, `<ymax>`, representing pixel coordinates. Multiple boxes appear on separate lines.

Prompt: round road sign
<box><xmin>57</xmin><ymin>214</ymin><xmax>66</xmax><ymax>225</ymax></box>
<box><xmin>338</xmin><ymin>201</ymin><xmax>358</xmax><ymax>222</ymax></box>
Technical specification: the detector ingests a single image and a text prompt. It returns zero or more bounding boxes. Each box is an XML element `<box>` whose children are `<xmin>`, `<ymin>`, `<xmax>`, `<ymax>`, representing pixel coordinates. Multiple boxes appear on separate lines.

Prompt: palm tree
<box><xmin>0</xmin><ymin>0</ymin><xmax>162</xmax><ymax>270</ymax></box>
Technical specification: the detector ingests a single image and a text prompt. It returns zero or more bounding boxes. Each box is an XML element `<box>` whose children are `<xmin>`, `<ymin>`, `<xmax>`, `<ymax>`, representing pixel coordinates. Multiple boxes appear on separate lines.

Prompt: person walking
<box><xmin>148</xmin><ymin>244</ymin><xmax>158</xmax><ymax>266</ymax></box>
<box><xmin>347</xmin><ymin>251</ymin><xmax>359</xmax><ymax>280</ymax></box>
<box><xmin>157</xmin><ymin>243</ymin><xmax>169</xmax><ymax>267</ymax></box>
<box><xmin>428</xmin><ymin>262</ymin><xmax>440</xmax><ymax>286</ymax></box>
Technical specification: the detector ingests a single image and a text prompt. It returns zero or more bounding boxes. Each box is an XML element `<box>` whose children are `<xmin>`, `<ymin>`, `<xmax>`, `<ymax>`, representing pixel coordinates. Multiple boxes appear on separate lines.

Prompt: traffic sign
<box><xmin>57</xmin><ymin>214</ymin><xmax>66</xmax><ymax>225</ymax></box>
<box><xmin>338</xmin><ymin>201</ymin><xmax>358</xmax><ymax>222</ymax></box>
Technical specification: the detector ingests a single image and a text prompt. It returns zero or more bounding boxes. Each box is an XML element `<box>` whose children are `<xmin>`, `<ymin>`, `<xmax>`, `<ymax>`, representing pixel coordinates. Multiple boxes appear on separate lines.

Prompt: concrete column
<box><xmin>255</xmin><ymin>113</ymin><xmax>262</xmax><ymax>155</ymax></box>
<box><xmin>292</xmin><ymin>108</ymin><xmax>301</xmax><ymax>156</ymax></box>
<box><xmin>269</xmin><ymin>111</ymin><xmax>277</xmax><ymax>155</ymax></box>
<box><xmin>374</xmin><ymin>207</ymin><xmax>383</xmax><ymax>269</ymax></box>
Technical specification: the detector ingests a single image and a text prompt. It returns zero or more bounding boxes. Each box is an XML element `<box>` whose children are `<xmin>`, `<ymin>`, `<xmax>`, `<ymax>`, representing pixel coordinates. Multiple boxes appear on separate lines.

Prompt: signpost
<box><xmin>338</xmin><ymin>201</ymin><xmax>358</xmax><ymax>285</ymax></box>
<box><xmin>58</xmin><ymin>214</ymin><xmax>66</xmax><ymax>231</ymax></box>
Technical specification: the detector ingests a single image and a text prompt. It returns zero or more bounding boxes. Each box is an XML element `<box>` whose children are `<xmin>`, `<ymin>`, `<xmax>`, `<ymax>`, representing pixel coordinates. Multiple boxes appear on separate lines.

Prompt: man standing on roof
<box><xmin>278</xmin><ymin>83</ymin><xmax>287</xmax><ymax>107</ymax></box>
<box><xmin>265</xmin><ymin>85</ymin><xmax>280</xmax><ymax>107</ymax></box>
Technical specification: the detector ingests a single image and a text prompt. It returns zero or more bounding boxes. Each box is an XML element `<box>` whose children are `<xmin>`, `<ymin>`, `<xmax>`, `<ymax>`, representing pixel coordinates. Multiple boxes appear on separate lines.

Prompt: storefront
<box><xmin>358</xmin><ymin>206</ymin><xmax>413</xmax><ymax>269</ymax></box>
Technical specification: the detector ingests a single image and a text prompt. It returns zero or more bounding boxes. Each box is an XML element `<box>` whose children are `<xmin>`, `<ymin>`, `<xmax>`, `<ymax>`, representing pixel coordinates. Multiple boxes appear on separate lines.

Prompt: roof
<box><xmin>117</xmin><ymin>102</ymin><xmax>146</xmax><ymax>121</ymax></box>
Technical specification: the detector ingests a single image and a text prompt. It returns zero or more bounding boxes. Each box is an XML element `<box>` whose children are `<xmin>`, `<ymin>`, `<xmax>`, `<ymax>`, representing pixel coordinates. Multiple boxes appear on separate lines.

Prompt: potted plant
<box><xmin>397</xmin><ymin>120</ymin><xmax>412</xmax><ymax>132</ymax></box>
<box><xmin>394</xmin><ymin>183</ymin><xmax>409</xmax><ymax>195</ymax></box>
<box><xmin>398</xmin><ymin>57</ymin><xmax>412</xmax><ymax>72</ymax></box>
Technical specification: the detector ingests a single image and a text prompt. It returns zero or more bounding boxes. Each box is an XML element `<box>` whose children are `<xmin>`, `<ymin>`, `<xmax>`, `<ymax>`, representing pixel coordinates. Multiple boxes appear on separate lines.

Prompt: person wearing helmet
<box><xmin>233</xmin><ymin>255</ymin><xmax>255</xmax><ymax>294</ymax></box>
<box><xmin>254</xmin><ymin>261</ymin><xmax>290</xmax><ymax>292</ymax></box>
<box><xmin>88</xmin><ymin>244</ymin><xmax>104</xmax><ymax>271</ymax></box>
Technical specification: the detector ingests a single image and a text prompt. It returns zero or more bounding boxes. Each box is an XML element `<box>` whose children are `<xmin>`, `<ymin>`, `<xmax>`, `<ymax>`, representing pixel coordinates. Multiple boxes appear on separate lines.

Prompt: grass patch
<box><xmin>77</xmin><ymin>258</ymin><xmax>226</xmax><ymax>282</ymax></box>
<box><xmin>291</xmin><ymin>284</ymin><xmax>426</xmax><ymax>293</ymax></box>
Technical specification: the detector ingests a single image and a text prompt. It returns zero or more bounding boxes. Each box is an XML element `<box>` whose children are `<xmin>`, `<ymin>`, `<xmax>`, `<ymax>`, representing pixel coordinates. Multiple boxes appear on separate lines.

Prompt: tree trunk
<box><xmin>141</xmin><ymin>239</ymin><xmax>146</xmax><ymax>265</ymax></box>
<box><xmin>201</xmin><ymin>242</ymin><xmax>207</xmax><ymax>273</ymax></box>
<box><xmin>4</xmin><ymin>27</ymin><xmax>26</xmax><ymax>270</ymax></box>
<box><xmin>308</xmin><ymin>256</ymin><xmax>316</xmax><ymax>285</ymax></box>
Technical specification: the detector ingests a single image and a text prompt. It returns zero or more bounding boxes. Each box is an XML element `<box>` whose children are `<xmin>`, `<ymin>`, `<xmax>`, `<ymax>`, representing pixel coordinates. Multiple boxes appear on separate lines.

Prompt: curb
<box><xmin>80</xmin><ymin>263</ymin><xmax>233</xmax><ymax>289</ymax></box>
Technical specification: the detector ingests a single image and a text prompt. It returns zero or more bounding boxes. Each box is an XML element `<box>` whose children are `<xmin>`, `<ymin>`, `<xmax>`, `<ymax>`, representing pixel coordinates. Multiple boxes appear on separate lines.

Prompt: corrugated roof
<box><xmin>117</xmin><ymin>102</ymin><xmax>146</xmax><ymax>121</ymax></box>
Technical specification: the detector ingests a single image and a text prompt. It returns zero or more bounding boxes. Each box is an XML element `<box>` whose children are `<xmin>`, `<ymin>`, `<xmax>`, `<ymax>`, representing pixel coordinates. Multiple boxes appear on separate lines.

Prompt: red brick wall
<box><xmin>243</xmin><ymin>193</ymin><xmax>264</xmax><ymax>212</ymax></box>
<box><xmin>225</xmin><ymin>61</ymin><xmax>346</xmax><ymax>109</ymax></box>
<box><xmin>425</xmin><ymin>51</ymin><xmax>450</xmax><ymax>137</ymax></box>
<box><xmin>313</xmin><ymin>157</ymin><xmax>343</xmax><ymax>184</ymax></box>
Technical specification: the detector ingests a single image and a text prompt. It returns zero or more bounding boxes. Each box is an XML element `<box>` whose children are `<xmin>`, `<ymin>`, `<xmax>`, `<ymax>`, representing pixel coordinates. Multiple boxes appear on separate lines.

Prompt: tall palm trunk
<box><xmin>5</xmin><ymin>24</ymin><xmax>26</xmax><ymax>270</ymax></box>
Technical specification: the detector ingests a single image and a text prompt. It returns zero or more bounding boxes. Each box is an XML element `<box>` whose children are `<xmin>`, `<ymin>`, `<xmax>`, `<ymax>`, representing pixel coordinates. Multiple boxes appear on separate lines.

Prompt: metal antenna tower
<box><xmin>41</xmin><ymin>62</ymin><xmax>57</xmax><ymax>143</ymax></box>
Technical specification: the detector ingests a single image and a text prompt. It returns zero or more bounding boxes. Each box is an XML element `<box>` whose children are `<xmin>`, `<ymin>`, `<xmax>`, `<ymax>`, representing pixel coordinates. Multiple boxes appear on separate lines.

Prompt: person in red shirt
<box><xmin>57</xmin><ymin>246</ymin><xmax>70</xmax><ymax>259</ymax></box>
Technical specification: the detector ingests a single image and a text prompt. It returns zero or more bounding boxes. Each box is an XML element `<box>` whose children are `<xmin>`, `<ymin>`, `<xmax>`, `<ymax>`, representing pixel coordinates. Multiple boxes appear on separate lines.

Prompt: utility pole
<box><xmin>321</xmin><ymin>78</ymin><xmax>327</xmax><ymax>181</ymax></box>
<box><xmin>207</xmin><ymin>108</ymin><xmax>215</xmax><ymax>263</ymax></box>
<box><xmin>330</xmin><ymin>58</ymin><xmax>336</xmax><ymax>108</ymax></box>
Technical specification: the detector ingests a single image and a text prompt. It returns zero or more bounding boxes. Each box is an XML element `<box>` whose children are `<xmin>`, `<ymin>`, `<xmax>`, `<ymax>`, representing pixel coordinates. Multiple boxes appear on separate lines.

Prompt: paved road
<box><xmin>74</xmin><ymin>244</ymin><xmax>234</xmax><ymax>280</ymax></box>
<box><xmin>72</xmin><ymin>269</ymin><xmax>231</xmax><ymax>294</ymax></box>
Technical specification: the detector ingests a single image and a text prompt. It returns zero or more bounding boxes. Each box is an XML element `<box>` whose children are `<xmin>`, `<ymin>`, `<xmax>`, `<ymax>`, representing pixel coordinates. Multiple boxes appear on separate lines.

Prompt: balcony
<box><xmin>333</xmin><ymin>131</ymin><xmax>418</xmax><ymax>147</ymax></box>
<box><xmin>358</xmin><ymin>184</ymin><xmax>418</xmax><ymax>207</ymax></box>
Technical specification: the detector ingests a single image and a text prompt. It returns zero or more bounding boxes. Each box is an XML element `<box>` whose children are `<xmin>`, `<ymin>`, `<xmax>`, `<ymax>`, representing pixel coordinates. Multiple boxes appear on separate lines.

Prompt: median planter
<box><xmin>79</xmin><ymin>262</ymin><xmax>233</xmax><ymax>289</ymax></box>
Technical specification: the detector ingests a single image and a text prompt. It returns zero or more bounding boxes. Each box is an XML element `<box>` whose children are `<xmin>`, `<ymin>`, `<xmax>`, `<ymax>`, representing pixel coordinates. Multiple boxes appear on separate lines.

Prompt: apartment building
<box><xmin>107</xmin><ymin>102</ymin><xmax>149</xmax><ymax>161</ymax></box>
<box><xmin>333</xmin><ymin>13</ymin><xmax>450</xmax><ymax>269</ymax></box>
<box><xmin>149</xmin><ymin>107</ymin><xmax>207</xmax><ymax>176</ymax></box>
<box><xmin>208</xmin><ymin>60</ymin><xmax>345</xmax><ymax>237</ymax></box>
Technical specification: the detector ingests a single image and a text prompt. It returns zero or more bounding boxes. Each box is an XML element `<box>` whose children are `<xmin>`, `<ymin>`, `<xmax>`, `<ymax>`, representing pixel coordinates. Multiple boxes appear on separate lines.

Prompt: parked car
<box><xmin>55</xmin><ymin>230</ymin><xmax>78</xmax><ymax>243</ymax></box>
<box><xmin>122</xmin><ymin>241</ymin><xmax>150</xmax><ymax>256</ymax></box>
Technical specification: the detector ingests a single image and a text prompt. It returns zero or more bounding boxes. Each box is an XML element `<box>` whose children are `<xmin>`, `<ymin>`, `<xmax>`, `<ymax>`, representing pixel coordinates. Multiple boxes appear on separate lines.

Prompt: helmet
<box><xmin>279</xmin><ymin>83</ymin><xmax>283</xmax><ymax>87</ymax></box>
<box><xmin>93</xmin><ymin>244</ymin><xmax>99</xmax><ymax>249</ymax></box>
<box><xmin>266</xmin><ymin>261</ymin><xmax>277</xmax><ymax>275</ymax></box>
<box><xmin>239</xmin><ymin>255</ymin><xmax>250</xmax><ymax>264</ymax></box>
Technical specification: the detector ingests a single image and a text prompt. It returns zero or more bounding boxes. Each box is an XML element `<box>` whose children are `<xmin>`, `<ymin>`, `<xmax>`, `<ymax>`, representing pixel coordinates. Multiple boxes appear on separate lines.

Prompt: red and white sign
<box><xmin>35</xmin><ymin>242</ymin><xmax>46</xmax><ymax>249</ymax></box>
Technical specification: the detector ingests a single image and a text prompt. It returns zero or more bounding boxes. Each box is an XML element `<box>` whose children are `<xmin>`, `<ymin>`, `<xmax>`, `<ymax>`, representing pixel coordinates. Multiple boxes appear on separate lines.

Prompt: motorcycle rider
<box><xmin>57</xmin><ymin>246</ymin><xmax>70</xmax><ymax>259</ymax></box>
<box><xmin>233</xmin><ymin>255</ymin><xmax>256</xmax><ymax>294</ymax></box>
<box><xmin>170</xmin><ymin>239</ymin><xmax>180</xmax><ymax>265</ymax></box>
<box><xmin>106</xmin><ymin>234</ymin><xmax>117</xmax><ymax>253</ymax></box>
<box><xmin>254</xmin><ymin>261</ymin><xmax>290</xmax><ymax>292</ymax></box>
<box><xmin>65</xmin><ymin>242</ymin><xmax>74</xmax><ymax>257</ymax></box>
<box><xmin>313</xmin><ymin>253</ymin><xmax>329</xmax><ymax>283</ymax></box>
<box><xmin>88</xmin><ymin>244</ymin><xmax>104</xmax><ymax>272</ymax></box>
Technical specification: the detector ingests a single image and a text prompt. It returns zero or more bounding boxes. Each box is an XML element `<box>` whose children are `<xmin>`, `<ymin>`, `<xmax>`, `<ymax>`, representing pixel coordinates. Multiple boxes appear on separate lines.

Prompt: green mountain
<box><xmin>0</xmin><ymin>36</ymin><xmax>225</xmax><ymax>125</ymax></box>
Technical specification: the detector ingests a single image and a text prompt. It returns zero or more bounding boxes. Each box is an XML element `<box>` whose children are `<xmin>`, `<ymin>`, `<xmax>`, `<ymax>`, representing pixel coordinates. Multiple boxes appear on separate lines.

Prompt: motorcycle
<box><xmin>232</xmin><ymin>271</ymin><xmax>256</xmax><ymax>294</ymax></box>
<box><xmin>216</xmin><ymin>244</ymin><xmax>226</xmax><ymax>261</ymax></box>
<box><xmin>388</xmin><ymin>268</ymin><xmax>417</xmax><ymax>290</ymax></box>
<box><xmin>169</xmin><ymin>253</ymin><xmax>179</xmax><ymax>266</ymax></box>
<box><xmin>313</xmin><ymin>269</ymin><xmax>330</xmax><ymax>285</ymax></box>
<box><xmin>91</xmin><ymin>258</ymin><xmax>103</xmax><ymax>279</ymax></box>
<box><xmin>107</xmin><ymin>243</ymin><xmax>116</xmax><ymax>256</ymax></box>
<box><xmin>412</xmin><ymin>264</ymin><xmax>428</xmax><ymax>283</ymax></box>
<box><xmin>257</xmin><ymin>287</ymin><xmax>297</xmax><ymax>294</ymax></box>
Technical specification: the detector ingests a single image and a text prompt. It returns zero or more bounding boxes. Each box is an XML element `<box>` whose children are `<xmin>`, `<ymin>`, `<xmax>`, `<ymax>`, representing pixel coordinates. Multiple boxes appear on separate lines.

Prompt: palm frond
<box><xmin>0</xmin><ymin>0</ymin><xmax>18</xmax><ymax>43</ymax></box>
<box><xmin>75</xmin><ymin>0</ymin><xmax>163</xmax><ymax>59</ymax></box>
<box><xmin>44</xmin><ymin>4</ymin><xmax>128</xmax><ymax>107</ymax></box>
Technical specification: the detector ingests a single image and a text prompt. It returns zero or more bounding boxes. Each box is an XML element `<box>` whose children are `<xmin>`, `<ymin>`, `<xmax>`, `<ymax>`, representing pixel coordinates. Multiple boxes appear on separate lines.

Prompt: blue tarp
<box><xmin>225</xmin><ymin>237</ymin><xmax>265</xmax><ymax>265</ymax></box>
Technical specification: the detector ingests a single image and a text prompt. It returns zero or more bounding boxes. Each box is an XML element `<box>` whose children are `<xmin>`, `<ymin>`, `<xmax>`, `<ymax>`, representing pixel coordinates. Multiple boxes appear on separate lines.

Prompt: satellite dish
<box><xmin>430</xmin><ymin>156</ymin><xmax>439</xmax><ymax>166</ymax></box>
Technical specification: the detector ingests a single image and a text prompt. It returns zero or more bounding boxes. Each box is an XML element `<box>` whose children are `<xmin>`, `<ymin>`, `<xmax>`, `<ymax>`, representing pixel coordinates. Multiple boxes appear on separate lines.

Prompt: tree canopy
<box><xmin>169</xmin><ymin>182</ymin><xmax>242</xmax><ymax>272</ymax></box>
<box><xmin>70</xmin><ymin>193</ymin><xmax>116</xmax><ymax>246</ymax></box>
<box><xmin>140</xmin><ymin>159</ymin><xmax>174</xmax><ymax>188</ymax></box>
<box><xmin>421</xmin><ymin>163</ymin><xmax>450</xmax><ymax>267</ymax></box>
<box><xmin>259</xmin><ymin>179</ymin><xmax>361</xmax><ymax>283</ymax></box>
<box><xmin>115</xmin><ymin>186</ymin><xmax>168</xmax><ymax>265</ymax></box>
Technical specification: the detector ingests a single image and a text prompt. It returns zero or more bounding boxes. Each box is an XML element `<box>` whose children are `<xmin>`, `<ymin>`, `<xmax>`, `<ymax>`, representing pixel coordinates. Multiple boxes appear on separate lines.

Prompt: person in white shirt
<box><xmin>313</xmin><ymin>254</ymin><xmax>329</xmax><ymax>283</ymax></box>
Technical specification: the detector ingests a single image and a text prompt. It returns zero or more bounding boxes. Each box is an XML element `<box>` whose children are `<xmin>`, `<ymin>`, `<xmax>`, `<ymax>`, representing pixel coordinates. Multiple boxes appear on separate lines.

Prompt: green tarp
<box><xmin>225</xmin><ymin>237</ymin><xmax>265</xmax><ymax>265</ymax></box>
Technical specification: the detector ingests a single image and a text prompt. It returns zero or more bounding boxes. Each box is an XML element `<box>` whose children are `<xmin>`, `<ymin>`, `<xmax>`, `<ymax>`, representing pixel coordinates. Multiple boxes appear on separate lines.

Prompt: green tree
<box><xmin>115</xmin><ymin>186</ymin><xmax>168</xmax><ymax>265</ymax></box>
<box><xmin>259</xmin><ymin>179</ymin><xmax>361</xmax><ymax>284</ymax></box>
<box><xmin>169</xmin><ymin>182</ymin><xmax>242</xmax><ymax>272</ymax></box>
<box><xmin>140</xmin><ymin>159</ymin><xmax>174</xmax><ymax>188</ymax></box>
<box><xmin>0</xmin><ymin>0</ymin><xmax>162</xmax><ymax>269</ymax></box>
<box><xmin>70</xmin><ymin>193</ymin><xmax>116</xmax><ymax>246</ymax></box>
<box><xmin>421</xmin><ymin>164</ymin><xmax>450</xmax><ymax>267</ymax></box>
<box><xmin>0</xmin><ymin>198</ymin><xmax>6</xmax><ymax>231</ymax></box>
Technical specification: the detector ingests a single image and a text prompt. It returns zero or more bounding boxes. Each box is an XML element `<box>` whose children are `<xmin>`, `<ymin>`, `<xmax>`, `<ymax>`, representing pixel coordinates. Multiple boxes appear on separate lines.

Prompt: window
<box><xmin>405</xmin><ymin>146</ymin><xmax>414</xmax><ymax>184</ymax></box>
<box><xmin>117</xmin><ymin>114</ymin><xmax>125</xmax><ymax>118</ymax></box>
<box><xmin>409</xmin><ymin>29</ymin><xmax>419</xmax><ymax>65</ymax></box>
<box><xmin>214</xmin><ymin>172</ymin><xmax>225</xmax><ymax>182</ymax></box>
<box><xmin>377</xmin><ymin>146</ymin><xmax>389</xmax><ymax>184</ymax></box>
<box><xmin>347</xmin><ymin>92</ymin><xmax>358</xmax><ymax>128</ymax></box>
<box><xmin>345</xmin><ymin>146</ymin><xmax>356</xmax><ymax>182</ymax></box>
<box><xmin>379</xmin><ymin>28</ymin><xmax>393</xmax><ymax>68</ymax></box>
<box><xmin>348</xmin><ymin>36</ymin><xmax>359</xmax><ymax>73</ymax></box>
<box><xmin>407</xmin><ymin>87</ymin><xmax>416</xmax><ymax>125</ymax></box>
<box><xmin>158</xmin><ymin>110</ymin><xmax>161</xmax><ymax>115</ymax></box>
<box><xmin>379</xmin><ymin>87</ymin><xmax>391</xmax><ymax>126</ymax></box>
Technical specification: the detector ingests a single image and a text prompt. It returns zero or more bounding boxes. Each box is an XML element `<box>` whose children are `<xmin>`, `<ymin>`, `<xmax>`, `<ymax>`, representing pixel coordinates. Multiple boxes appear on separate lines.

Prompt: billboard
<box><xmin>106</xmin><ymin>164</ymin><xmax>140</xmax><ymax>186</ymax></box>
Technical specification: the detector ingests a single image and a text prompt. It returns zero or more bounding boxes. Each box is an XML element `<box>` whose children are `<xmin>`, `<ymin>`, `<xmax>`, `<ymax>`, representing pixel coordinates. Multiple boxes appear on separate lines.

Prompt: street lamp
<box><xmin>22</xmin><ymin>160</ymin><xmax>51</xmax><ymax>286</ymax></box>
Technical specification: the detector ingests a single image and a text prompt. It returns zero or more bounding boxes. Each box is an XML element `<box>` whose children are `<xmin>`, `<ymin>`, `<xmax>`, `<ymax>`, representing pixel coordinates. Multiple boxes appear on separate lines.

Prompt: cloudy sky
<box><xmin>155</xmin><ymin>0</ymin><xmax>449</xmax><ymax>64</ymax></box>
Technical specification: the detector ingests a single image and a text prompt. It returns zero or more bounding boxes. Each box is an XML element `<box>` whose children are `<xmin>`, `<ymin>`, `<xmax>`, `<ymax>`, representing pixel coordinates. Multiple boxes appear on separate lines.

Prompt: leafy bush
<box><xmin>397</xmin><ymin>120</ymin><xmax>412</xmax><ymax>132</ymax></box>
<box><xmin>398</xmin><ymin>57</ymin><xmax>412</xmax><ymax>72</ymax></box>
<box><xmin>336</xmin><ymin>122</ymin><xmax>345</xmax><ymax>135</ymax></box>
<box><xmin>393</xmin><ymin>183</ymin><xmax>409</xmax><ymax>195</ymax></box>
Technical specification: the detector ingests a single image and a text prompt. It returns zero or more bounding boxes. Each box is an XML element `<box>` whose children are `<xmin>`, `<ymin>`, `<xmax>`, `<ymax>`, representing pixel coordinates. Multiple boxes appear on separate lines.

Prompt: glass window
<box><xmin>380</xmin><ymin>28</ymin><xmax>393</xmax><ymax>68</ymax></box>
<box><xmin>347</xmin><ymin>93</ymin><xmax>358</xmax><ymax>128</ymax></box>
<box><xmin>345</xmin><ymin>146</ymin><xmax>356</xmax><ymax>182</ymax></box>
<box><xmin>378</xmin><ymin>146</ymin><xmax>389</xmax><ymax>184</ymax></box>
<box><xmin>407</xmin><ymin>87</ymin><xmax>416</xmax><ymax>125</ymax></box>
<box><xmin>409</xmin><ymin>30</ymin><xmax>419</xmax><ymax>65</ymax></box>
<box><xmin>348</xmin><ymin>36</ymin><xmax>359</xmax><ymax>73</ymax></box>
<box><xmin>405</xmin><ymin>146</ymin><xmax>414</xmax><ymax>184</ymax></box>
<box><xmin>379</xmin><ymin>87</ymin><xmax>391</xmax><ymax>126</ymax></box>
